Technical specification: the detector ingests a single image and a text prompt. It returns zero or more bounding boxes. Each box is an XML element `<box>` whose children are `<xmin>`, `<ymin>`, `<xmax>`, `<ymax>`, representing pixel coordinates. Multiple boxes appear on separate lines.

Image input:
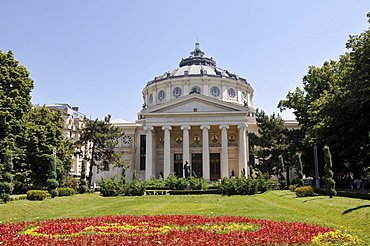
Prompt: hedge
<box><xmin>57</xmin><ymin>187</ymin><xmax>76</xmax><ymax>196</ymax></box>
<box><xmin>27</xmin><ymin>190</ymin><xmax>47</xmax><ymax>200</ymax></box>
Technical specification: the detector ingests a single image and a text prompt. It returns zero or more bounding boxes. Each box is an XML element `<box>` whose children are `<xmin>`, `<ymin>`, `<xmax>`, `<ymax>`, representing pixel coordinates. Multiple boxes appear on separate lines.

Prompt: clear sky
<box><xmin>1</xmin><ymin>1</ymin><xmax>370</xmax><ymax>122</ymax></box>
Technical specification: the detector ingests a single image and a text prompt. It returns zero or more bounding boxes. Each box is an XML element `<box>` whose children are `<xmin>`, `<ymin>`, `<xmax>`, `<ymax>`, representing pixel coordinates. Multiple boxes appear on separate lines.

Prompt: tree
<box><xmin>296</xmin><ymin>153</ymin><xmax>304</xmax><ymax>187</ymax></box>
<box><xmin>0</xmin><ymin>50</ymin><xmax>34</xmax><ymax>186</ymax></box>
<box><xmin>278</xmin><ymin>155</ymin><xmax>286</xmax><ymax>189</ymax></box>
<box><xmin>0</xmin><ymin>150</ymin><xmax>14</xmax><ymax>203</ymax></box>
<box><xmin>279</xmin><ymin>13</ymin><xmax>370</xmax><ymax>176</ymax></box>
<box><xmin>47</xmin><ymin>155</ymin><xmax>58</xmax><ymax>198</ymax></box>
<box><xmin>249</xmin><ymin>110</ymin><xmax>289</xmax><ymax>174</ymax></box>
<box><xmin>77</xmin><ymin>115</ymin><xmax>125</xmax><ymax>188</ymax></box>
<box><xmin>24</xmin><ymin>106</ymin><xmax>73</xmax><ymax>187</ymax></box>
<box><xmin>79</xmin><ymin>159</ymin><xmax>87</xmax><ymax>194</ymax></box>
<box><xmin>323</xmin><ymin>145</ymin><xmax>336</xmax><ymax>198</ymax></box>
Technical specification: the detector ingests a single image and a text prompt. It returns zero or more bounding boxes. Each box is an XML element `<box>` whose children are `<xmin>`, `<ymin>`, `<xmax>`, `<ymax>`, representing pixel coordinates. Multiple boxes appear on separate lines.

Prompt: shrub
<box><xmin>65</xmin><ymin>178</ymin><xmax>80</xmax><ymax>191</ymax></box>
<box><xmin>188</xmin><ymin>176</ymin><xmax>209</xmax><ymax>190</ymax></box>
<box><xmin>218</xmin><ymin>176</ymin><xmax>277</xmax><ymax>196</ymax></box>
<box><xmin>295</xmin><ymin>186</ymin><xmax>314</xmax><ymax>197</ymax></box>
<box><xmin>0</xmin><ymin>193</ymin><xmax>10</xmax><ymax>203</ymax></box>
<box><xmin>57</xmin><ymin>187</ymin><xmax>76</xmax><ymax>196</ymax></box>
<box><xmin>218</xmin><ymin>177</ymin><xmax>238</xmax><ymax>195</ymax></box>
<box><xmin>49</xmin><ymin>189</ymin><xmax>58</xmax><ymax>198</ymax></box>
<box><xmin>123</xmin><ymin>179</ymin><xmax>146</xmax><ymax>196</ymax></box>
<box><xmin>289</xmin><ymin>184</ymin><xmax>297</xmax><ymax>192</ymax></box>
<box><xmin>145</xmin><ymin>176</ymin><xmax>166</xmax><ymax>188</ymax></box>
<box><xmin>27</xmin><ymin>190</ymin><xmax>47</xmax><ymax>200</ymax></box>
<box><xmin>0</xmin><ymin>182</ymin><xmax>13</xmax><ymax>194</ymax></box>
<box><xmin>98</xmin><ymin>177</ymin><xmax>122</xmax><ymax>197</ymax></box>
<box><xmin>165</xmin><ymin>173</ymin><xmax>188</xmax><ymax>190</ymax></box>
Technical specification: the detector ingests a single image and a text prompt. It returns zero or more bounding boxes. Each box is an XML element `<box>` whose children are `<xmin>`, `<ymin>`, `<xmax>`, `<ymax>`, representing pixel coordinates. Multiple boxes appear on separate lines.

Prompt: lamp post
<box><xmin>314</xmin><ymin>143</ymin><xmax>320</xmax><ymax>189</ymax></box>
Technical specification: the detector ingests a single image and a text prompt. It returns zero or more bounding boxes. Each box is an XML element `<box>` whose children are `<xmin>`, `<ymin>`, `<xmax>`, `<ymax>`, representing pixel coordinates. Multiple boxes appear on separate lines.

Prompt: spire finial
<box><xmin>191</xmin><ymin>42</ymin><xmax>204</xmax><ymax>57</ymax></box>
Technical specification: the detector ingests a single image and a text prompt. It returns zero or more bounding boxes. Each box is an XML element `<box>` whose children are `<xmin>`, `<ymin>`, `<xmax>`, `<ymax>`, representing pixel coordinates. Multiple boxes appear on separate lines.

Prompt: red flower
<box><xmin>0</xmin><ymin>215</ymin><xmax>333</xmax><ymax>245</ymax></box>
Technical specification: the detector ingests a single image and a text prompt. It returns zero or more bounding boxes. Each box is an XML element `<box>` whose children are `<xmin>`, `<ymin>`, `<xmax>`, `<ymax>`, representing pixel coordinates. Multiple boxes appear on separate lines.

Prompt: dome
<box><xmin>146</xmin><ymin>43</ymin><xmax>249</xmax><ymax>86</ymax></box>
<box><xmin>142</xmin><ymin>43</ymin><xmax>254</xmax><ymax>110</ymax></box>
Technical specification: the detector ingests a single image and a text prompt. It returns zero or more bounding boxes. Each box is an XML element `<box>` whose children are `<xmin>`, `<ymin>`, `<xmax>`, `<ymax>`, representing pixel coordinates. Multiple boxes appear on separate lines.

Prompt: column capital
<box><xmin>237</xmin><ymin>123</ymin><xmax>248</xmax><ymax>129</ymax></box>
<box><xmin>162</xmin><ymin>125</ymin><xmax>172</xmax><ymax>131</ymax></box>
<box><xmin>180</xmin><ymin>125</ymin><xmax>191</xmax><ymax>131</ymax></box>
<box><xmin>219</xmin><ymin>124</ymin><xmax>229</xmax><ymax>130</ymax></box>
<box><xmin>143</xmin><ymin>125</ymin><xmax>154</xmax><ymax>131</ymax></box>
<box><xmin>200</xmin><ymin>125</ymin><xmax>210</xmax><ymax>130</ymax></box>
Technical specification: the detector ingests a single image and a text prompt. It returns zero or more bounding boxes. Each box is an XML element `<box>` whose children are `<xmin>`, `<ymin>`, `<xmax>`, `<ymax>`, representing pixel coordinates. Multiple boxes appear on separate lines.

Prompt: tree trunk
<box><xmin>88</xmin><ymin>144</ymin><xmax>95</xmax><ymax>189</ymax></box>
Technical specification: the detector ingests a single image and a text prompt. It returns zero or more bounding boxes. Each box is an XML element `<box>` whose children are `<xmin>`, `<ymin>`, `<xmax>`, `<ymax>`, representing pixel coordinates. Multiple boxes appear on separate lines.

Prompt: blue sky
<box><xmin>1</xmin><ymin>1</ymin><xmax>370</xmax><ymax>122</ymax></box>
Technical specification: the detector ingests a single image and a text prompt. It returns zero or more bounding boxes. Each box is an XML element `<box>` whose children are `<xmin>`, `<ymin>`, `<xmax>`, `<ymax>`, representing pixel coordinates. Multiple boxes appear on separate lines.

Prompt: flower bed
<box><xmin>0</xmin><ymin>215</ymin><xmax>362</xmax><ymax>245</ymax></box>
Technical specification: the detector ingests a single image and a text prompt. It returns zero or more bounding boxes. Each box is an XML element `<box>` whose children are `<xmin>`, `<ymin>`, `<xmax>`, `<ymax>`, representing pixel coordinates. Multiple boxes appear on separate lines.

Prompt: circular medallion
<box><xmin>241</xmin><ymin>91</ymin><xmax>246</xmax><ymax>100</ymax></box>
<box><xmin>210</xmin><ymin>86</ymin><xmax>220</xmax><ymax>97</ymax></box>
<box><xmin>173</xmin><ymin>87</ymin><xmax>182</xmax><ymax>98</ymax></box>
<box><xmin>228</xmin><ymin>88</ymin><xmax>236</xmax><ymax>98</ymax></box>
<box><xmin>158</xmin><ymin>90</ymin><xmax>165</xmax><ymax>101</ymax></box>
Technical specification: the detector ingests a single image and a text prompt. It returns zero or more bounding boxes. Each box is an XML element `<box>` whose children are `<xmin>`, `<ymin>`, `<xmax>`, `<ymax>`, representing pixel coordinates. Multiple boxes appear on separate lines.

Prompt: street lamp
<box><xmin>314</xmin><ymin>143</ymin><xmax>320</xmax><ymax>189</ymax></box>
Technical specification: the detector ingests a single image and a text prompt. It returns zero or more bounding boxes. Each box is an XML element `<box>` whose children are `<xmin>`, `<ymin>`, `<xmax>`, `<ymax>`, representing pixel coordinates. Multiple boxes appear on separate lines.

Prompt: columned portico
<box><xmin>143</xmin><ymin>125</ymin><xmax>154</xmax><ymax>180</ymax></box>
<box><xmin>200</xmin><ymin>125</ymin><xmax>210</xmax><ymax>180</ymax></box>
<box><xmin>162</xmin><ymin>125</ymin><xmax>172</xmax><ymax>178</ymax></box>
<box><xmin>219</xmin><ymin>124</ymin><xmax>229</xmax><ymax>178</ymax></box>
<box><xmin>238</xmin><ymin>123</ymin><xmax>248</xmax><ymax>177</ymax></box>
<box><xmin>132</xmin><ymin>43</ymin><xmax>258</xmax><ymax>182</ymax></box>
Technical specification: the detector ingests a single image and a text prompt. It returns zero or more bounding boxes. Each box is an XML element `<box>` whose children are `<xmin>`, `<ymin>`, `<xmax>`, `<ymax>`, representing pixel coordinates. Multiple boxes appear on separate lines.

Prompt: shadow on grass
<box><xmin>301</xmin><ymin>197</ymin><xmax>327</xmax><ymax>203</ymax></box>
<box><xmin>342</xmin><ymin>205</ymin><xmax>370</xmax><ymax>215</ymax></box>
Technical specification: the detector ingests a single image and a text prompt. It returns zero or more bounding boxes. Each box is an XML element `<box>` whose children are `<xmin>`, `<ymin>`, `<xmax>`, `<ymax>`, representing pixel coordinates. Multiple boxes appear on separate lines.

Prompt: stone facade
<box><xmin>95</xmin><ymin>43</ymin><xmax>298</xmax><ymax>184</ymax></box>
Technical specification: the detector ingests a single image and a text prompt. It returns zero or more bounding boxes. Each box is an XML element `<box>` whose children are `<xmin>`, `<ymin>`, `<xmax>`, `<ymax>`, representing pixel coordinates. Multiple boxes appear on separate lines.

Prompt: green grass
<box><xmin>2</xmin><ymin>190</ymin><xmax>370</xmax><ymax>243</ymax></box>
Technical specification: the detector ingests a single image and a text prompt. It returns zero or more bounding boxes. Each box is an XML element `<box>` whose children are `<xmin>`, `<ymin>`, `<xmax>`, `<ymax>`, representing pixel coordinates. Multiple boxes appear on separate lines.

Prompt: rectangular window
<box><xmin>140</xmin><ymin>135</ymin><xmax>146</xmax><ymax>170</ymax></box>
<box><xmin>174</xmin><ymin>154</ymin><xmax>183</xmax><ymax>178</ymax></box>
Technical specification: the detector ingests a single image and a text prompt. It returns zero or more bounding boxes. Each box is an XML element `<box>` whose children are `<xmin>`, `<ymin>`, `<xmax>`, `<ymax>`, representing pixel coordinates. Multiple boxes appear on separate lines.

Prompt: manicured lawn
<box><xmin>1</xmin><ymin>190</ymin><xmax>369</xmax><ymax>243</ymax></box>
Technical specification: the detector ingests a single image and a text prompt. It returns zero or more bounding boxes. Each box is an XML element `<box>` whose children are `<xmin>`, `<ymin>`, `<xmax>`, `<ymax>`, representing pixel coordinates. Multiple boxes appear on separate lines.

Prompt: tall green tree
<box><xmin>79</xmin><ymin>159</ymin><xmax>87</xmax><ymax>194</ymax></box>
<box><xmin>0</xmin><ymin>50</ymin><xmax>34</xmax><ymax>179</ymax></box>
<box><xmin>249</xmin><ymin>110</ymin><xmax>289</xmax><ymax>174</ymax></box>
<box><xmin>47</xmin><ymin>155</ymin><xmax>59</xmax><ymax>198</ymax></box>
<box><xmin>77</xmin><ymin>115</ymin><xmax>124</xmax><ymax>188</ymax></box>
<box><xmin>278</xmin><ymin>155</ymin><xmax>286</xmax><ymax>189</ymax></box>
<box><xmin>24</xmin><ymin>106</ymin><xmax>73</xmax><ymax>187</ymax></box>
<box><xmin>279</xmin><ymin>13</ymin><xmax>370</xmax><ymax>176</ymax></box>
<box><xmin>323</xmin><ymin>145</ymin><xmax>336</xmax><ymax>198</ymax></box>
<box><xmin>296</xmin><ymin>153</ymin><xmax>304</xmax><ymax>187</ymax></box>
<box><xmin>0</xmin><ymin>149</ymin><xmax>14</xmax><ymax>203</ymax></box>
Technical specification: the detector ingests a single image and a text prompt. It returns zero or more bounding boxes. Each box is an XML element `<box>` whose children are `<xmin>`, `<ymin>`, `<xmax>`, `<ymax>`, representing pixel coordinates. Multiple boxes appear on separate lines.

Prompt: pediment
<box><xmin>142</xmin><ymin>93</ymin><xmax>249</xmax><ymax>115</ymax></box>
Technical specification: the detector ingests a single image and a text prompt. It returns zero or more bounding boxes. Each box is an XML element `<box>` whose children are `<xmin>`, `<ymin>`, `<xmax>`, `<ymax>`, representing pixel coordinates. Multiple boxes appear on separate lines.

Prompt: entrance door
<box><xmin>174</xmin><ymin>154</ymin><xmax>183</xmax><ymax>178</ymax></box>
<box><xmin>191</xmin><ymin>153</ymin><xmax>202</xmax><ymax>177</ymax></box>
<box><xmin>210</xmin><ymin>153</ymin><xmax>221</xmax><ymax>181</ymax></box>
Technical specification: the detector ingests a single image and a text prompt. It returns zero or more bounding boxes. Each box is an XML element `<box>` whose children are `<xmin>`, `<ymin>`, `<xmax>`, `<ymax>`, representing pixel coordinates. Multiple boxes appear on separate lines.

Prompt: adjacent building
<box><xmin>46</xmin><ymin>104</ymin><xmax>91</xmax><ymax>177</ymax></box>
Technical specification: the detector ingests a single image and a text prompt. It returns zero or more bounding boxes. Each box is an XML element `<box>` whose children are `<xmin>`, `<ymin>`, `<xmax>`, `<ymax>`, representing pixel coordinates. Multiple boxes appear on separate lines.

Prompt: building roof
<box><xmin>146</xmin><ymin>43</ymin><xmax>248</xmax><ymax>86</ymax></box>
<box><xmin>110</xmin><ymin>118</ymin><xmax>132</xmax><ymax>124</ymax></box>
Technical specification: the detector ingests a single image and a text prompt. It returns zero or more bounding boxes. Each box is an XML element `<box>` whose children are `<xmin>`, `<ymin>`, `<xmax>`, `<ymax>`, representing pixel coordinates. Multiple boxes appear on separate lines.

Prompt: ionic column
<box><xmin>162</xmin><ymin>125</ymin><xmax>172</xmax><ymax>178</ymax></box>
<box><xmin>219</xmin><ymin>124</ymin><xmax>229</xmax><ymax>178</ymax></box>
<box><xmin>238</xmin><ymin>123</ymin><xmax>248</xmax><ymax>178</ymax></box>
<box><xmin>181</xmin><ymin>125</ymin><xmax>191</xmax><ymax>176</ymax></box>
<box><xmin>144</xmin><ymin>126</ymin><xmax>154</xmax><ymax>180</ymax></box>
<box><xmin>200</xmin><ymin>125</ymin><xmax>210</xmax><ymax>180</ymax></box>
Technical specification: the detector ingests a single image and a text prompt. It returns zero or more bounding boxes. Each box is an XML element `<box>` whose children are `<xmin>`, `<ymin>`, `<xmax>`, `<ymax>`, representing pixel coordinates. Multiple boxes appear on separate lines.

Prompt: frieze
<box><xmin>170</xmin><ymin>117</ymin><xmax>226</xmax><ymax>122</ymax></box>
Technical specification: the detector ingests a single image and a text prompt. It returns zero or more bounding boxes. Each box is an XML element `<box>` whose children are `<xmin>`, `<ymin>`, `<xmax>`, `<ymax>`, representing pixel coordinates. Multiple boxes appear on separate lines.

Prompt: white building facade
<box><xmin>103</xmin><ymin>43</ymin><xmax>264</xmax><ymax>182</ymax></box>
<box><xmin>46</xmin><ymin>104</ymin><xmax>91</xmax><ymax>177</ymax></box>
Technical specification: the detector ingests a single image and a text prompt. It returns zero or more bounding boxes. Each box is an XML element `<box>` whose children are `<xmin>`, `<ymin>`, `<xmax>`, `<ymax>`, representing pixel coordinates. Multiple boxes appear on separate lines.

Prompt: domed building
<box><xmin>97</xmin><ymin>43</ymin><xmax>266</xmax><ymax>183</ymax></box>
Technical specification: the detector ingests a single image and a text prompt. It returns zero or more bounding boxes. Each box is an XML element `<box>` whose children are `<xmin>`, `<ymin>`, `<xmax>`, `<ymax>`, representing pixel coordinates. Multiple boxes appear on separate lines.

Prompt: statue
<box><xmin>184</xmin><ymin>161</ymin><xmax>191</xmax><ymax>179</ymax></box>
